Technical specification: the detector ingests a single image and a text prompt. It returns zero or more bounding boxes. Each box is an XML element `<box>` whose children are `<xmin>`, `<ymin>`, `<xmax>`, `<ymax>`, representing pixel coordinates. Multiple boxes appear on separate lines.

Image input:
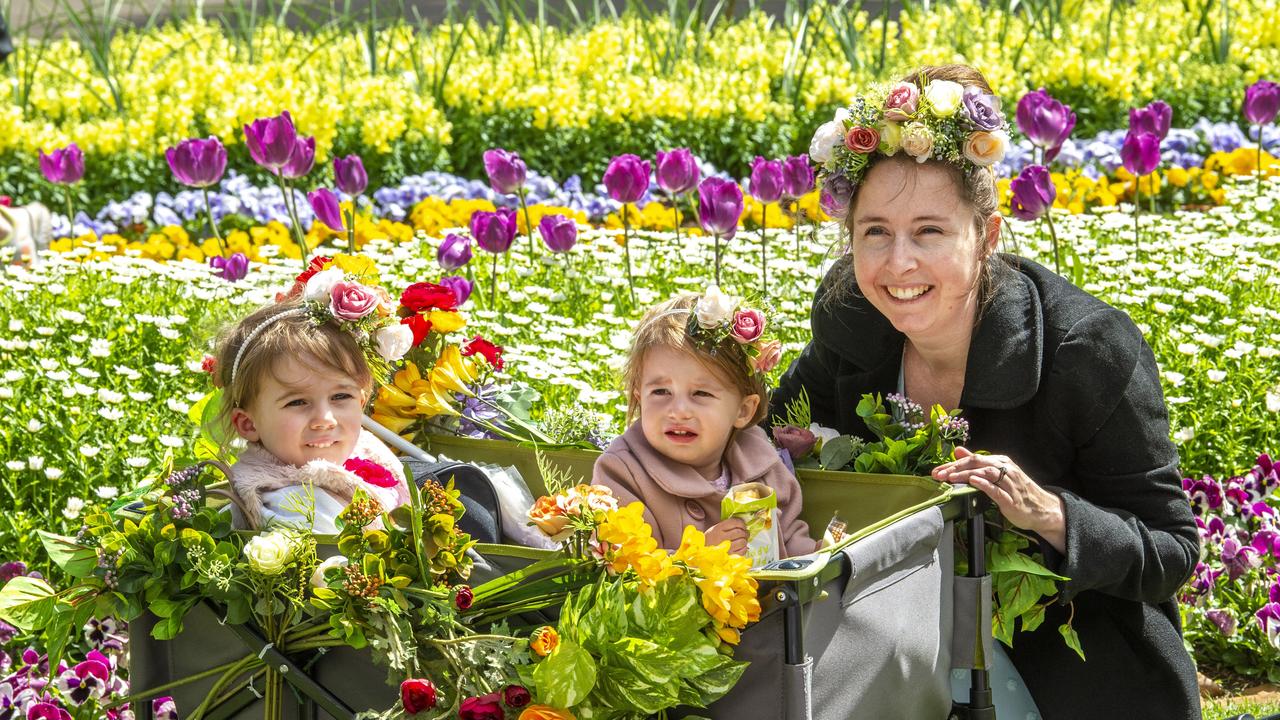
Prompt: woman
<box><xmin>773</xmin><ymin>65</ymin><xmax>1200</xmax><ymax>719</ymax></box>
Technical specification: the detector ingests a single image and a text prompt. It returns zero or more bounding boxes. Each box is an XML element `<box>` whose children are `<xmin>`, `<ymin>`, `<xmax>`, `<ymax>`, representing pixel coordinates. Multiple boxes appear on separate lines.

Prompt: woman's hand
<box><xmin>932</xmin><ymin>447</ymin><xmax>1067</xmax><ymax>553</ymax></box>
<box><xmin>705</xmin><ymin>518</ymin><xmax>749</xmax><ymax>556</ymax></box>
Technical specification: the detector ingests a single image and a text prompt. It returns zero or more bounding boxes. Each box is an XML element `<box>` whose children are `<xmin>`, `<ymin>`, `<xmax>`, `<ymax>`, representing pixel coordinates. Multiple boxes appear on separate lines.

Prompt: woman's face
<box><xmin>849</xmin><ymin>158</ymin><xmax>996</xmax><ymax>347</ymax></box>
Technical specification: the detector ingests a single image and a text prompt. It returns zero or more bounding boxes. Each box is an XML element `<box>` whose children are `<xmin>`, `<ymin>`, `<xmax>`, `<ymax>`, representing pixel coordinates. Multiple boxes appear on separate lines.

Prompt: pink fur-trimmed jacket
<box><xmin>592</xmin><ymin>423</ymin><xmax>818</xmax><ymax>557</ymax></box>
<box><xmin>229</xmin><ymin>429</ymin><xmax>411</xmax><ymax>533</ymax></box>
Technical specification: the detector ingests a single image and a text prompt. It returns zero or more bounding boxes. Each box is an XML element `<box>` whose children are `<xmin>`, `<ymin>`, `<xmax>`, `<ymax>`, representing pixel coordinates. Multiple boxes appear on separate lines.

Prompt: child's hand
<box><xmin>705</xmin><ymin>518</ymin><xmax>749</xmax><ymax>555</ymax></box>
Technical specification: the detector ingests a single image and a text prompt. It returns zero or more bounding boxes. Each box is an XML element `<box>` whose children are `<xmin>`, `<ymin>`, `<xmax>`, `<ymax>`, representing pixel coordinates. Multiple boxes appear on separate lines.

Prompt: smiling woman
<box><xmin>774</xmin><ymin>63</ymin><xmax>1201</xmax><ymax>719</ymax></box>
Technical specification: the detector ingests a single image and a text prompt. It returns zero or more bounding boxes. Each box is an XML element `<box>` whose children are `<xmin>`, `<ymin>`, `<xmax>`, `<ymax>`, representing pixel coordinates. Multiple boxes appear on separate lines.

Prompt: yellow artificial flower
<box><xmin>427</xmin><ymin>310</ymin><xmax>466</xmax><ymax>334</ymax></box>
<box><xmin>329</xmin><ymin>253</ymin><xmax>380</xmax><ymax>281</ymax></box>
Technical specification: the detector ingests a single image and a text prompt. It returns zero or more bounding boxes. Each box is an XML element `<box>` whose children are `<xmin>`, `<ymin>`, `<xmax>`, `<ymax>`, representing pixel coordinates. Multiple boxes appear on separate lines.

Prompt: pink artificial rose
<box><xmin>844</xmin><ymin>126</ymin><xmax>880</xmax><ymax>153</ymax></box>
<box><xmin>752</xmin><ymin>338</ymin><xmax>783</xmax><ymax>373</ymax></box>
<box><xmin>772</xmin><ymin>424</ymin><xmax>817</xmax><ymax>460</ymax></box>
<box><xmin>883</xmin><ymin>81</ymin><xmax>920</xmax><ymax>122</ymax></box>
<box><xmin>344</xmin><ymin>457</ymin><xmax>398</xmax><ymax>488</ymax></box>
<box><xmin>329</xmin><ymin>281</ymin><xmax>379</xmax><ymax>320</ymax></box>
<box><xmin>730</xmin><ymin>309</ymin><xmax>765</xmax><ymax>344</ymax></box>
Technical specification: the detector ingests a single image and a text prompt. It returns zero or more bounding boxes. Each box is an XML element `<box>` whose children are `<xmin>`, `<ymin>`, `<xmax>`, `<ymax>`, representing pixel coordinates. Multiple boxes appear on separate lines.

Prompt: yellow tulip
<box><xmin>427</xmin><ymin>310</ymin><xmax>466</xmax><ymax>334</ymax></box>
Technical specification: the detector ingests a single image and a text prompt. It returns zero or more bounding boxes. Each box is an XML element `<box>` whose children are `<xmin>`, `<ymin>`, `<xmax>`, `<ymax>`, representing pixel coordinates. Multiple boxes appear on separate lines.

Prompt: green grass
<box><xmin>1204</xmin><ymin>696</ymin><xmax>1280</xmax><ymax>720</ymax></box>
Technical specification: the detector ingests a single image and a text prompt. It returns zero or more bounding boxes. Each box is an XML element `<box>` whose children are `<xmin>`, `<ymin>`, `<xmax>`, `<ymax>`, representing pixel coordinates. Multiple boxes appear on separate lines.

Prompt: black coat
<box><xmin>773</xmin><ymin>255</ymin><xmax>1201</xmax><ymax>720</ymax></box>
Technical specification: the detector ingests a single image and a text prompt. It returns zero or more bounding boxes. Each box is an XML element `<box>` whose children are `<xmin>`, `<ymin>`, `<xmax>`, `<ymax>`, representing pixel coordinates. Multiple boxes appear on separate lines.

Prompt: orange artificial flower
<box><xmin>519</xmin><ymin>705</ymin><xmax>577</xmax><ymax>720</ymax></box>
<box><xmin>530</xmin><ymin>626</ymin><xmax>560</xmax><ymax>657</ymax></box>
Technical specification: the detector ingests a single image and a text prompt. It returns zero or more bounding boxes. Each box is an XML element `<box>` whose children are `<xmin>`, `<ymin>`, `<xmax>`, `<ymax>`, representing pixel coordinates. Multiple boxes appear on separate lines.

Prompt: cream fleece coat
<box><xmin>593</xmin><ymin>423</ymin><xmax>818</xmax><ymax>557</ymax></box>
<box><xmin>228</xmin><ymin>429</ymin><xmax>410</xmax><ymax>533</ymax></box>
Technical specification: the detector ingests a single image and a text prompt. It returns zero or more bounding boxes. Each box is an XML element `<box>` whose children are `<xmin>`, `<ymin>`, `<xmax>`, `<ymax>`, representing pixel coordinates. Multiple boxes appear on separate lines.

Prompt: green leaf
<box><xmin>686</xmin><ymin>653</ymin><xmax>749</xmax><ymax>704</ymax></box>
<box><xmin>988</xmin><ymin>544</ymin><xmax>1068</xmax><ymax>581</ymax></box>
<box><xmin>1020</xmin><ymin>603</ymin><xmax>1047</xmax><ymax>634</ymax></box>
<box><xmin>818</xmin><ymin>435</ymin><xmax>855</xmax><ymax>470</ymax></box>
<box><xmin>151</xmin><ymin>613</ymin><xmax>185</xmax><ymax>640</ymax></box>
<box><xmin>532</xmin><ymin>639</ymin><xmax>597</xmax><ymax>709</ymax></box>
<box><xmin>1058</xmin><ymin>622</ymin><xmax>1085</xmax><ymax>660</ymax></box>
<box><xmin>38</xmin><ymin>531</ymin><xmax>98</xmax><ymax>578</ymax></box>
<box><xmin>0</xmin><ymin>576</ymin><xmax>58</xmax><ymax>631</ymax></box>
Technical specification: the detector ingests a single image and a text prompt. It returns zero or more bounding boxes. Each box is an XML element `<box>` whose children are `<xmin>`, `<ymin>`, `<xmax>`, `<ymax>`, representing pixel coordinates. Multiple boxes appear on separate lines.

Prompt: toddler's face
<box><xmin>231</xmin><ymin>355</ymin><xmax>366</xmax><ymax>467</ymax></box>
<box><xmin>636</xmin><ymin>345</ymin><xmax>760</xmax><ymax>482</ymax></box>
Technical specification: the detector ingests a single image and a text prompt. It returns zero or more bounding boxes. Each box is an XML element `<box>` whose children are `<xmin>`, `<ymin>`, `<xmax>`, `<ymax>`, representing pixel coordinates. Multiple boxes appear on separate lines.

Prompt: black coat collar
<box><xmin>811</xmin><ymin>255</ymin><xmax>1045</xmax><ymax>421</ymax></box>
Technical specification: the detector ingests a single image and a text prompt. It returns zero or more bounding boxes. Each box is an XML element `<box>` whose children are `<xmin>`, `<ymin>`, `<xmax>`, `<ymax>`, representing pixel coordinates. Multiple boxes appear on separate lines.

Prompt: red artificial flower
<box><xmin>458</xmin><ymin>693</ymin><xmax>504</xmax><ymax>720</ymax></box>
<box><xmin>294</xmin><ymin>255</ymin><xmax>332</xmax><ymax>286</ymax></box>
<box><xmin>344</xmin><ymin>458</ymin><xmax>398</xmax><ymax>488</ymax></box>
<box><xmin>454</xmin><ymin>585</ymin><xmax>474</xmax><ymax>610</ymax></box>
<box><xmin>400</xmin><ymin>282</ymin><xmax>458</xmax><ymax>313</ymax></box>
<box><xmin>401</xmin><ymin>313</ymin><xmax>432</xmax><ymax>346</ymax></box>
<box><xmin>400</xmin><ymin>678</ymin><xmax>438</xmax><ymax>714</ymax></box>
<box><xmin>461</xmin><ymin>335</ymin><xmax>504</xmax><ymax>371</ymax></box>
<box><xmin>0</xmin><ymin>196</ymin><xmax>11</xmax><ymax>207</ymax></box>
<box><xmin>503</xmin><ymin>684</ymin><xmax>532</xmax><ymax>708</ymax></box>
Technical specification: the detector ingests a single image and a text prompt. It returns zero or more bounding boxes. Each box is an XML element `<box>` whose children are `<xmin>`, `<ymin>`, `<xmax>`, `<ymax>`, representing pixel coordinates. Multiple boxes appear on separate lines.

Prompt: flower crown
<box><xmin>684</xmin><ymin>286</ymin><xmax>781</xmax><ymax>376</ymax></box>
<box><xmin>808</xmin><ymin>77</ymin><xmax>1010</xmax><ymax>215</ymax></box>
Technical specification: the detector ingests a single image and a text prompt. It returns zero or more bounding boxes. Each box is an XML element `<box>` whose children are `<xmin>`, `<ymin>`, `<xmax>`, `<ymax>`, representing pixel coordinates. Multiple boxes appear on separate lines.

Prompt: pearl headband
<box><xmin>229</xmin><ymin>307</ymin><xmax>310</xmax><ymax>387</ymax></box>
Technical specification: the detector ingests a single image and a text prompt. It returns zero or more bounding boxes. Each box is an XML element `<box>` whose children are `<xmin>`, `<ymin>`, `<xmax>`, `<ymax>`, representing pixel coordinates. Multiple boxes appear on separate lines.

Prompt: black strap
<box><xmin>401</xmin><ymin>458</ymin><xmax>503</xmax><ymax>544</ymax></box>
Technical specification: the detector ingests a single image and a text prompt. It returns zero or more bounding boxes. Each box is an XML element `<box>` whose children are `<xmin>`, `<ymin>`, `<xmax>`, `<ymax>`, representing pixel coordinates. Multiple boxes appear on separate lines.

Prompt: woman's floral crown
<box><xmin>808</xmin><ymin>77</ymin><xmax>1010</xmax><ymax>215</ymax></box>
<box><xmin>682</xmin><ymin>286</ymin><xmax>781</xmax><ymax>376</ymax></box>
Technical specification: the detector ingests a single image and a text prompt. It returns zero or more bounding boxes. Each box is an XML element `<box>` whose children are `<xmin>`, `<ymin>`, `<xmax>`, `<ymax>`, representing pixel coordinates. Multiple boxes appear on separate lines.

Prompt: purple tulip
<box><xmin>818</xmin><ymin>175</ymin><xmax>854</xmax><ymax>220</ymax></box>
<box><xmin>603</xmin><ymin>154</ymin><xmax>650</xmax><ymax>204</ymax></box>
<box><xmin>1009</xmin><ymin>165</ymin><xmax>1056</xmax><ymax>221</ymax></box>
<box><xmin>243</xmin><ymin>111</ymin><xmax>298</xmax><ymax>171</ymax></box>
<box><xmin>165</xmin><ymin>137</ymin><xmax>227</xmax><ymax>188</ymax></box>
<box><xmin>307</xmin><ymin>188</ymin><xmax>345</xmax><ymax>232</ymax></box>
<box><xmin>210</xmin><ymin>252</ymin><xmax>249</xmax><ymax>282</ymax></box>
<box><xmin>1129</xmin><ymin>100</ymin><xmax>1172</xmax><ymax>141</ymax></box>
<box><xmin>437</xmin><ymin>233</ymin><xmax>473</xmax><ymax>270</ymax></box>
<box><xmin>470</xmin><ymin>207</ymin><xmax>518</xmax><ymax>253</ymax></box>
<box><xmin>655</xmin><ymin>148</ymin><xmax>700</xmax><ymax>195</ymax></box>
<box><xmin>279</xmin><ymin>136</ymin><xmax>317</xmax><ymax>180</ymax></box>
<box><xmin>1015</xmin><ymin>88</ymin><xmax>1076</xmax><ymax>162</ymax></box>
<box><xmin>963</xmin><ymin>87</ymin><xmax>1005</xmax><ymax>131</ymax></box>
<box><xmin>334</xmin><ymin>154</ymin><xmax>368</xmax><ymax>196</ymax></box>
<box><xmin>697</xmin><ymin>177</ymin><xmax>743</xmax><ymax>238</ymax></box>
<box><xmin>482</xmin><ymin>148</ymin><xmax>528</xmax><ymax>194</ymax></box>
<box><xmin>538</xmin><ymin>214</ymin><xmax>578</xmax><ymax>253</ymax></box>
<box><xmin>440</xmin><ymin>275</ymin><xmax>473</xmax><ymax>306</ymax></box>
<box><xmin>750</xmin><ymin>156</ymin><xmax>785</xmax><ymax>204</ymax></box>
<box><xmin>781</xmin><ymin>155</ymin><xmax>815</xmax><ymax>199</ymax></box>
<box><xmin>39</xmin><ymin>143</ymin><xmax>85</xmax><ymax>185</ymax></box>
<box><xmin>1121</xmin><ymin>131</ymin><xmax>1162</xmax><ymax>176</ymax></box>
<box><xmin>1244</xmin><ymin>80</ymin><xmax>1280</xmax><ymax>126</ymax></box>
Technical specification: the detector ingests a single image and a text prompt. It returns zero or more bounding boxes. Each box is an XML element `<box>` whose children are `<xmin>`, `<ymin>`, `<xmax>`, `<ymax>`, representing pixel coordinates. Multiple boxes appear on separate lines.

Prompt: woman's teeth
<box><xmin>307</xmin><ymin>441</ymin><xmax>336</xmax><ymax>448</ymax></box>
<box><xmin>887</xmin><ymin>285</ymin><xmax>930</xmax><ymax>300</ymax></box>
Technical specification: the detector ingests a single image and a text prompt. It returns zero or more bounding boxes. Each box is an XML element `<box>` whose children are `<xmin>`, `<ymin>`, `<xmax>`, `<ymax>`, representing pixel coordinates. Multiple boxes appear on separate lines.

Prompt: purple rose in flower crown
<box><xmin>883</xmin><ymin>81</ymin><xmax>920</xmax><ymax>122</ymax></box>
<box><xmin>1244</xmin><ymin>80</ymin><xmax>1280</xmax><ymax>126</ymax></box>
<box><xmin>1016</xmin><ymin>88</ymin><xmax>1076</xmax><ymax>162</ymax></box>
<box><xmin>1129</xmin><ymin>100</ymin><xmax>1172</xmax><ymax>141</ymax></box>
<box><xmin>730</xmin><ymin>308</ymin><xmax>765</xmax><ymax>343</ymax></box>
<box><xmin>330</xmin><ymin>281</ymin><xmax>379</xmax><ymax>320</ymax></box>
<box><xmin>1009</xmin><ymin>165</ymin><xmax>1056</xmax><ymax>221</ymax></box>
<box><xmin>243</xmin><ymin>111</ymin><xmax>298</xmax><ymax>171</ymax></box>
<box><xmin>333</xmin><ymin>154</ymin><xmax>368</xmax><ymax>196</ymax></box>
<box><xmin>962</xmin><ymin>87</ymin><xmax>1005</xmax><ymax>131</ymax></box>
<box><xmin>440</xmin><ymin>275</ymin><xmax>473</xmax><ymax>306</ymax></box>
<box><xmin>656</xmin><ymin>148</ymin><xmax>700</xmax><ymax>194</ymax></box>
<box><xmin>603</xmin><ymin>154</ymin><xmax>651</xmax><ymax>203</ymax></box>
<box><xmin>470</xmin><ymin>207</ymin><xmax>518</xmax><ymax>254</ymax></box>
<box><xmin>279</xmin><ymin>135</ymin><xmax>317</xmax><ymax>179</ymax></box>
<box><xmin>39</xmin><ymin>143</ymin><xmax>85</xmax><ymax>185</ymax></box>
<box><xmin>781</xmin><ymin>155</ymin><xmax>815</xmax><ymax>199</ymax></box>
<box><xmin>166</xmin><ymin>137</ymin><xmax>227</xmax><ymax>188</ymax></box>
<box><xmin>750</xmin><ymin>157</ymin><xmax>785</xmax><ymax>204</ymax></box>
<box><xmin>1121</xmin><ymin>131</ymin><xmax>1161</xmax><ymax>176</ymax></box>
<box><xmin>819</xmin><ymin>174</ymin><xmax>854</xmax><ymax>220</ymax></box>
<box><xmin>437</xmin><ymin>233</ymin><xmax>473</xmax><ymax>270</ymax></box>
<box><xmin>482</xmin><ymin>148</ymin><xmax>527</xmax><ymax>194</ymax></box>
<box><xmin>307</xmin><ymin>188</ymin><xmax>344</xmax><ymax>232</ymax></box>
<box><xmin>538</xmin><ymin>213</ymin><xmax>578</xmax><ymax>253</ymax></box>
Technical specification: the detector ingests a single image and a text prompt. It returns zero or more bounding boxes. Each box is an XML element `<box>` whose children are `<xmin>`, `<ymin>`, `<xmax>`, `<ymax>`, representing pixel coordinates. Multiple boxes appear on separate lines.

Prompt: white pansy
<box><xmin>304</xmin><ymin>268</ymin><xmax>344</xmax><ymax>302</ymax></box>
<box><xmin>244</xmin><ymin>531</ymin><xmax>296</xmax><ymax>576</ymax></box>
<box><xmin>694</xmin><ymin>285</ymin><xmax>737</xmax><ymax>329</ymax></box>
<box><xmin>375</xmin><ymin>324</ymin><xmax>415</xmax><ymax>362</ymax></box>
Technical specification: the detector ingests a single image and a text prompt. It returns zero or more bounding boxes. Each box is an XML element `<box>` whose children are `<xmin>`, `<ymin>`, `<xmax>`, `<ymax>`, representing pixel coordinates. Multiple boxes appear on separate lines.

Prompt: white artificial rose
<box><xmin>303</xmin><ymin>268</ymin><xmax>344</xmax><ymax>303</ymax></box>
<box><xmin>310</xmin><ymin>555</ymin><xmax>349</xmax><ymax>588</ymax></box>
<box><xmin>808</xmin><ymin>120</ymin><xmax>846</xmax><ymax>164</ymax></box>
<box><xmin>694</xmin><ymin>285</ymin><xmax>737</xmax><ymax>329</ymax></box>
<box><xmin>375</xmin><ymin>323</ymin><xmax>415</xmax><ymax>361</ymax></box>
<box><xmin>924</xmin><ymin>80</ymin><xmax>964</xmax><ymax>117</ymax></box>
<box><xmin>809</xmin><ymin>423</ymin><xmax>841</xmax><ymax>448</ymax></box>
<box><xmin>899</xmin><ymin>122</ymin><xmax>935</xmax><ymax>162</ymax></box>
<box><xmin>963</xmin><ymin>129</ymin><xmax>1010</xmax><ymax>166</ymax></box>
<box><xmin>244</xmin><ymin>531</ymin><xmax>294</xmax><ymax>576</ymax></box>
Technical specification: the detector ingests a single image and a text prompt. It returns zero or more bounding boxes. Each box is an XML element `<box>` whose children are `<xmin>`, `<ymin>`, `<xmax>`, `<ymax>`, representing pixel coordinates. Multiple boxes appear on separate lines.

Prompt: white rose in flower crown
<box><xmin>809</xmin><ymin>120</ymin><xmax>847</xmax><ymax>165</ymax></box>
<box><xmin>375</xmin><ymin>323</ymin><xmax>415</xmax><ymax>361</ymax></box>
<box><xmin>303</xmin><ymin>267</ymin><xmax>344</xmax><ymax>303</ymax></box>
<box><xmin>923</xmin><ymin>80</ymin><xmax>965</xmax><ymax>117</ymax></box>
<box><xmin>900</xmin><ymin>122</ymin><xmax>935</xmax><ymax>162</ymax></box>
<box><xmin>878</xmin><ymin>122</ymin><xmax>903</xmax><ymax>156</ymax></box>
<box><xmin>244</xmin><ymin>531</ymin><xmax>294</xmax><ymax>576</ymax></box>
<box><xmin>695</xmin><ymin>285</ymin><xmax>737</xmax><ymax>329</ymax></box>
<box><xmin>963</xmin><ymin>129</ymin><xmax>1010</xmax><ymax>167</ymax></box>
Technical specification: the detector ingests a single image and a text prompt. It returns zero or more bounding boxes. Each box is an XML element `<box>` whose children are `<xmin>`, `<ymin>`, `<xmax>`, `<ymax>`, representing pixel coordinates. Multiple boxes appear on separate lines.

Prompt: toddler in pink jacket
<box><xmin>593</xmin><ymin>289</ymin><xmax>818</xmax><ymax>558</ymax></box>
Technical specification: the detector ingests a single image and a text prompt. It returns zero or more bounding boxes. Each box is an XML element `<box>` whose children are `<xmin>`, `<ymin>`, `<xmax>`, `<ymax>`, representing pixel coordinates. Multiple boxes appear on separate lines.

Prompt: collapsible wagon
<box><xmin>127</xmin><ymin>424</ymin><xmax>997</xmax><ymax>720</ymax></box>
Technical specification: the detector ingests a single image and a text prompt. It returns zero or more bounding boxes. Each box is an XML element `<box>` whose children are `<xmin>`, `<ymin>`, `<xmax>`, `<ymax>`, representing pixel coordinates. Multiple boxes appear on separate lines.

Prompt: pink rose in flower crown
<box><xmin>344</xmin><ymin>457</ymin><xmax>398</xmax><ymax>488</ymax></box>
<box><xmin>730</xmin><ymin>308</ymin><xmax>765</xmax><ymax>344</ymax></box>
<box><xmin>752</xmin><ymin>338</ymin><xmax>783</xmax><ymax>373</ymax></box>
<box><xmin>883</xmin><ymin>82</ymin><xmax>920</xmax><ymax>122</ymax></box>
<box><xmin>844</xmin><ymin>126</ymin><xmax>880</xmax><ymax>154</ymax></box>
<box><xmin>329</xmin><ymin>281</ymin><xmax>379</xmax><ymax>320</ymax></box>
